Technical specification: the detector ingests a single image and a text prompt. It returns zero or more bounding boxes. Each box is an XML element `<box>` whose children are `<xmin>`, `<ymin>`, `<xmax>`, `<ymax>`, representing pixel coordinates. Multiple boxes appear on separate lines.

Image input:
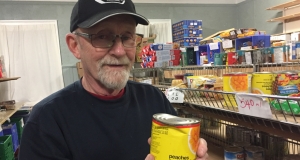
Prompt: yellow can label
<box><xmin>223</xmin><ymin>73</ymin><xmax>252</xmax><ymax>107</ymax></box>
<box><xmin>150</xmin><ymin>119</ymin><xmax>200</xmax><ymax>160</ymax></box>
<box><xmin>223</xmin><ymin>73</ymin><xmax>252</xmax><ymax>93</ymax></box>
<box><xmin>251</xmin><ymin>73</ymin><xmax>273</xmax><ymax>94</ymax></box>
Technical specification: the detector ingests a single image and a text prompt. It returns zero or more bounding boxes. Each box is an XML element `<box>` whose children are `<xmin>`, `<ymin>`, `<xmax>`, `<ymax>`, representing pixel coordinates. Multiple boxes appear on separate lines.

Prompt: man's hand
<box><xmin>196</xmin><ymin>138</ymin><xmax>209</xmax><ymax>160</ymax></box>
<box><xmin>145</xmin><ymin>138</ymin><xmax>209</xmax><ymax>160</ymax></box>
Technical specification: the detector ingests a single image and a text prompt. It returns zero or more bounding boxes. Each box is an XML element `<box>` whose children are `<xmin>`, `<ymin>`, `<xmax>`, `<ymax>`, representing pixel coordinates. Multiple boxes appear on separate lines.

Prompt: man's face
<box><xmin>77</xmin><ymin>15</ymin><xmax>136</xmax><ymax>90</ymax></box>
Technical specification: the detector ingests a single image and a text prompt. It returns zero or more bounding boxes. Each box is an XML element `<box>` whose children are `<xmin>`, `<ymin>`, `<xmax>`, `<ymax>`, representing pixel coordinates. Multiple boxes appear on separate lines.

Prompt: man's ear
<box><xmin>66</xmin><ymin>33</ymin><xmax>81</xmax><ymax>59</ymax></box>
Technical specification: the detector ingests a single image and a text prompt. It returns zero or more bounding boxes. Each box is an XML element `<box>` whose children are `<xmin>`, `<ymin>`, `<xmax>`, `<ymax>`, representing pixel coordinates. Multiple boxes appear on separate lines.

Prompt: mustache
<box><xmin>98</xmin><ymin>56</ymin><xmax>131</xmax><ymax>66</ymax></box>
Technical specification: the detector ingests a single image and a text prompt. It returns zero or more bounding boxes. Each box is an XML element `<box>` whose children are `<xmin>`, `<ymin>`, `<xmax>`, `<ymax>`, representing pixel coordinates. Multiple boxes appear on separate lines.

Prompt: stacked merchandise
<box><xmin>139</xmin><ymin>44</ymin><xmax>181</xmax><ymax>68</ymax></box>
<box><xmin>172</xmin><ymin>20</ymin><xmax>203</xmax><ymax>47</ymax></box>
<box><xmin>198</xmin><ymin>28</ymin><xmax>272</xmax><ymax>66</ymax></box>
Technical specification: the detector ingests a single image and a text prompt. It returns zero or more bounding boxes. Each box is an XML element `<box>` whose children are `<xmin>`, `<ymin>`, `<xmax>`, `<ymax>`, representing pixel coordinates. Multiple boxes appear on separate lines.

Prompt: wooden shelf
<box><xmin>0</xmin><ymin>102</ymin><xmax>23</xmax><ymax>125</ymax></box>
<box><xmin>267</xmin><ymin>0</ymin><xmax>300</xmax><ymax>10</ymax></box>
<box><xmin>267</xmin><ymin>12</ymin><xmax>300</xmax><ymax>22</ymax></box>
<box><xmin>271</xmin><ymin>30</ymin><xmax>300</xmax><ymax>36</ymax></box>
<box><xmin>0</xmin><ymin>77</ymin><xmax>20</xmax><ymax>82</ymax></box>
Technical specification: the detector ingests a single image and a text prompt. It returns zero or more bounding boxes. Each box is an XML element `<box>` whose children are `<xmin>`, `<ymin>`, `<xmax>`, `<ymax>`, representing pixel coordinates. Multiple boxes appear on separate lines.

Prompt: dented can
<box><xmin>150</xmin><ymin>113</ymin><xmax>200</xmax><ymax>160</ymax></box>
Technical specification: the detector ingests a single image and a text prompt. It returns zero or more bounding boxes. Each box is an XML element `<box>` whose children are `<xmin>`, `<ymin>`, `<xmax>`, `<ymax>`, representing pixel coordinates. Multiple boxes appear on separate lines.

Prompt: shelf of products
<box><xmin>176</xmin><ymin>112</ymin><xmax>300</xmax><ymax>160</ymax></box>
<box><xmin>131</xmin><ymin>62</ymin><xmax>300</xmax><ymax>142</ymax></box>
<box><xmin>0</xmin><ymin>77</ymin><xmax>20</xmax><ymax>82</ymax></box>
<box><xmin>266</xmin><ymin>0</ymin><xmax>300</xmax><ymax>10</ymax></box>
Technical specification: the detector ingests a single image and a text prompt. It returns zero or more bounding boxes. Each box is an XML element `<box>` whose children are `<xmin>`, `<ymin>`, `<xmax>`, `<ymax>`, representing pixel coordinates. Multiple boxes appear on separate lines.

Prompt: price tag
<box><xmin>222</xmin><ymin>40</ymin><xmax>233</xmax><ymax>49</ymax></box>
<box><xmin>194</xmin><ymin>46</ymin><xmax>199</xmax><ymax>51</ymax></box>
<box><xmin>165</xmin><ymin>87</ymin><xmax>184</xmax><ymax>103</ymax></box>
<box><xmin>180</xmin><ymin>47</ymin><xmax>186</xmax><ymax>52</ymax></box>
<box><xmin>235</xmin><ymin>93</ymin><xmax>273</xmax><ymax>119</ymax></box>
<box><xmin>245</xmin><ymin>52</ymin><xmax>252</xmax><ymax>64</ymax></box>
<box><xmin>141</xmin><ymin>79</ymin><xmax>152</xmax><ymax>85</ymax></box>
<box><xmin>209</xmin><ymin>43</ymin><xmax>219</xmax><ymax>50</ymax></box>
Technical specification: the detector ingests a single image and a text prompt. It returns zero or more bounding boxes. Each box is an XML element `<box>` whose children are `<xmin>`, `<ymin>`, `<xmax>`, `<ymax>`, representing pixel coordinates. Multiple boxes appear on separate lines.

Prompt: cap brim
<box><xmin>78</xmin><ymin>9</ymin><xmax>149</xmax><ymax>29</ymax></box>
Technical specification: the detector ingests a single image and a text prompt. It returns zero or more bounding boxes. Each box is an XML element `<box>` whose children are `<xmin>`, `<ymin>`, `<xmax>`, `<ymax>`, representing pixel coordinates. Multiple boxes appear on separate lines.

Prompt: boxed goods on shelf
<box><xmin>139</xmin><ymin>45</ymin><xmax>181</xmax><ymax>68</ymax></box>
<box><xmin>173</xmin><ymin>29</ymin><xmax>203</xmax><ymax>41</ymax></box>
<box><xmin>172</xmin><ymin>20</ymin><xmax>202</xmax><ymax>31</ymax></box>
<box><xmin>196</xmin><ymin>42</ymin><xmax>223</xmax><ymax>65</ymax></box>
<box><xmin>271</xmin><ymin>45</ymin><xmax>290</xmax><ymax>63</ymax></box>
<box><xmin>175</xmin><ymin>37</ymin><xmax>202</xmax><ymax>47</ymax></box>
<box><xmin>214</xmin><ymin>53</ymin><xmax>226</xmax><ymax>65</ymax></box>
<box><xmin>135</xmin><ymin>34</ymin><xmax>157</xmax><ymax>62</ymax></box>
<box><xmin>151</xmin><ymin>44</ymin><xmax>173</xmax><ymax>51</ymax></box>
<box><xmin>172</xmin><ymin>20</ymin><xmax>203</xmax><ymax>47</ymax></box>
<box><xmin>235</xmin><ymin>35</ymin><xmax>271</xmax><ymax>51</ymax></box>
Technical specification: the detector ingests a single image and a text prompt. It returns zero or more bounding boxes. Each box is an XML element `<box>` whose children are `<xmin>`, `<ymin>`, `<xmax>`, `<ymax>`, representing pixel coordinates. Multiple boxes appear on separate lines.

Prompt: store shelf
<box><xmin>271</xmin><ymin>30</ymin><xmax>300</xmax><ymax>36</ymax></box>
<box><xmin>267</xmin><ymin>12</ymin><xmax>300</xmax><ymax>22</ymax></box>
<box><xmin>267</xmin><ymin>0</ymin><xmax>300</xmax><ymax>10</ymax></box>
<box><xmin>0</xmin><ymin>102</ymin><xmax>23</xmax><ymax>125</ymax></box>
<box><xmin>0</xmin><ymin>77</ymin><xmax>20</xmax><ymax>82</ymax></box>
<box><xmin>156</xmin><ymin>85</ymin><xmax>300</xmax><ymax>141</ymax></box>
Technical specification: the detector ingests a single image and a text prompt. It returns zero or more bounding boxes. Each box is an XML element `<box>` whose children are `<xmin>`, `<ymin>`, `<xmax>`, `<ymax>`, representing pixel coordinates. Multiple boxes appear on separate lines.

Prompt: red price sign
<box><xmin>235</xmin><ymin>93</ymin><xmax>273</xmax><ymax>119</ymax></box>
<box><xmin>239</xmin><ymin>98</ymin><xmax>262</xmax><ymax>110</ymax></box>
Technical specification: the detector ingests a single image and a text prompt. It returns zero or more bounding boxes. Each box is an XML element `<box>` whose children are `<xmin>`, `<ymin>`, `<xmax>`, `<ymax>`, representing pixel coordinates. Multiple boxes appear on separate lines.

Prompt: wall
<box><xmin>135</xmin><ymin>3</ymin><xmax>237</xmax><ymax>38</ymax></box>
<box><xmin>0</xmin><ymin>1</ymin><xmax>237</xmax><ymax>86</ymax></box>
<box><xmin>0</xmin><ymin>0</ymin><xmax>290</xmax><ymax>86</ymax></box>
<box><xmin>236</xmin><ymin>0</ymin><xmax>290</xmax><ymax>35</ymax></box>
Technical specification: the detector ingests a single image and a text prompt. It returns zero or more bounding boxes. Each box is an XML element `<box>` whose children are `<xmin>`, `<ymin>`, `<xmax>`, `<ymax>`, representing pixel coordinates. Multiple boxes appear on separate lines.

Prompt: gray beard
<box><xmin>97</xmin><ymin>68</ymin><xmax>130</xmax><ymax>90</ymax></box>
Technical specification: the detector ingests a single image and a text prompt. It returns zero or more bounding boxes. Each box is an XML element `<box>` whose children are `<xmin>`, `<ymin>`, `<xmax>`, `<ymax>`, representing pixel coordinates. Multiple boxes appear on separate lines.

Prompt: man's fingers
<box><xmin>148</xmin><ymin>138</ymin><xmax>151</xmax><ymax>145</ymax></box>
<box><xmin>196</xmin><ymin>153</ymin><xmax>209</xmax><ymax>160</ymax></box>
<box><xmin>145</xmin><ymin>154</ymin><xmax>155</xmax><ymax>160</ymax></box>
<box><xmin>197</xmin><ymin>138</ymin><xmax>208</xmax><ymax>157</ymax></box>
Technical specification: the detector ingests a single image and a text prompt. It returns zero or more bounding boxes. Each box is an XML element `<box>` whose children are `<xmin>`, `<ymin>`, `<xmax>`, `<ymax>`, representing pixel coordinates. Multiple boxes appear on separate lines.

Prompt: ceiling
<box><xmin>3</xmin><ymin>0</ymin><xmax>246</xmax><ymax>4</ymax></box>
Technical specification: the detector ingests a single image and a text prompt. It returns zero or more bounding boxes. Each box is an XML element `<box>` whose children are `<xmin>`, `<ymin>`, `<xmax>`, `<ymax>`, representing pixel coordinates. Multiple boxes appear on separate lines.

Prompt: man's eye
<box><xmin>96</xmin><ymin>35</ymin><xmax>107</xmax><ymax>39</ymax></box>
<box><xmin>122</xmin><ymin>35</ymin><xmax>133</xmax><ymax>40</ymax></box>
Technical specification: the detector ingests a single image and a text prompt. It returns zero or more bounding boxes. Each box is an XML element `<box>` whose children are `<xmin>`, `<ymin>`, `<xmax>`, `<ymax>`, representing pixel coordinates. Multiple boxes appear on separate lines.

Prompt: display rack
<box><xmin>131</xmin><ymin>62</ymin><xmax>300</xmax><ymax>142</ymax></box>
<box><xmin>178</xmin><ymin>111</ymin><xmax>300</xmax><ymax>160</ymax></box>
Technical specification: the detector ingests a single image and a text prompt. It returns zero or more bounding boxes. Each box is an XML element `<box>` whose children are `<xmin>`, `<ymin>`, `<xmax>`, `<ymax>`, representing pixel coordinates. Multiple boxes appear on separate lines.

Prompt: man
<box><xmin>19</xmin><ymin>0</ymin><xmax>208</xmax><ymax>159</ymax></box>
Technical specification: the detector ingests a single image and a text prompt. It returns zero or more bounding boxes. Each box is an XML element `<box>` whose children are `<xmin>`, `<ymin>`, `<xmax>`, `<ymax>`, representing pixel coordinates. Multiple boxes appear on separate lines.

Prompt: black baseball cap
<box><xmin>70</xmin><ymin>0</ymin><xmax>149</xmax><ymax>32</ymax></box>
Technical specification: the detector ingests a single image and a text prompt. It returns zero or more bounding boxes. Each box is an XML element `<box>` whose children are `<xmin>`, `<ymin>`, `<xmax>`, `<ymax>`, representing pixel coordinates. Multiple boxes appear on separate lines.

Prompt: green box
<box><xmin>0</xmin><ymin>135</ymin><xmax>14</xmax><ymax>160</ymax></box>
<box><xmin>10</xmin><ymin>117</ymin><xmax>24</xmax><ymax>143</ymax></box>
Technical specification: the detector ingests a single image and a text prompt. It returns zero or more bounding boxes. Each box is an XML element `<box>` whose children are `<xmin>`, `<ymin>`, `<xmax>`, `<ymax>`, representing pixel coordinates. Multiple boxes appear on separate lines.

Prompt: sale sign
<box><xmin>235</xmin><ymin>93</ymin><xmax>273</xmax><ymax>119</ymax></box>
<box><xmin>165</xmin><ymin>87</ymin><xmax>184</xmax><ymax>103</ymax></box>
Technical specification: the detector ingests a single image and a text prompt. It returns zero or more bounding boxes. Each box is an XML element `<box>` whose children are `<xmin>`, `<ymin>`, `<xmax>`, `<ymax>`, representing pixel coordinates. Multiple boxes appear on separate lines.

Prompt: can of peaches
<box><xmin>150</xmin><ymin>113</ymin><xmax>200</xmax><ymax>160</ymax></box>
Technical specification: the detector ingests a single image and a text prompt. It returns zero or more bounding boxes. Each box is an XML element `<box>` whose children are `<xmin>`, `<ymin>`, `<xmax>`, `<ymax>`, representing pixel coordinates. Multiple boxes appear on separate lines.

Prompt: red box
<box><xmin>170</xmin><ymin>49</ymin><xmax>181</xmax><ymax>55</ymax></box>
<box><xmin>171</xmin><ymin>54</ymin><xmax>181</xmax><ymax>60</ymax></box>
<box><xmin>169</xmin><ymin>60</ymin><xmax>180</xmax><ymax>66</ymax></box>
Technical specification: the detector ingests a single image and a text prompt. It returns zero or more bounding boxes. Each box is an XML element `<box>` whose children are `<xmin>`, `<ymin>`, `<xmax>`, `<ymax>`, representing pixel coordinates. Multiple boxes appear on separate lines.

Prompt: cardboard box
<box><xmin>151</xmin><ymin>44</ymin><xmax>173</xmax><ymax>51</ymax></box>
<box><xmin>135</xmin><ymin>34</ymin><xmax>157</xmax><ymax>62</ymax></box>
<box><xmin>169</xmin><ymin>60</ymin><xmax>180</xmax><ymax>66</ymax></box>
<box><xmin>155</xmin><ymin>50</ymin><xmax>171</xmax><ymax>57</ymax></box>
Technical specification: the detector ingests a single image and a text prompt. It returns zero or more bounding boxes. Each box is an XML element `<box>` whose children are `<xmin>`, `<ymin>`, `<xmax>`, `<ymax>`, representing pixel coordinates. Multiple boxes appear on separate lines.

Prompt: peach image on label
<box><xmin>230</xmin><ymin>75</ymin><xmax>248</xmax><ymax>91</ymax></box>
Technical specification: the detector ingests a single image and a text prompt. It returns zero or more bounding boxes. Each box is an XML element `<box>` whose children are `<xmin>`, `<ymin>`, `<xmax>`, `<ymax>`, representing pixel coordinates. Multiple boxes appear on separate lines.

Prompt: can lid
<box><xmin>252</xmin><ymin>72</ymin><xmax>272</xmax><ymax>74</ymax></box>
<box><xmin>223</xmin><ymin>72</ymin><xmax>250</xmax><ymax>76</ymax></box>
<box><xmin>273</xmin><ymin>70</ymin><xmax>298</xmax><ymax>74</ymax></box>
<box><xmin>153</xmin><ymin>113</ymin><xmax>200</xmax><ymax>126</ymax></box>
<box><xmin>184</xmin><ymin>73</ymin><xmax>194</xmax><ymax>76</ymax></box>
